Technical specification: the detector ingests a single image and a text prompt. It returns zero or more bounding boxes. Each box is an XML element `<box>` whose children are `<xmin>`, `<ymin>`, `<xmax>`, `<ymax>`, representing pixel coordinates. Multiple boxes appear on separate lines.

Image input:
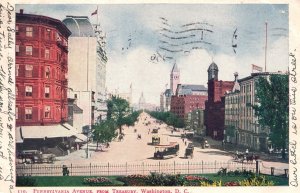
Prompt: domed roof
<box><xmin>208</xmin><ymin>62</ymin><xmax>219</xmax><ymax>71</ymax></box>
<box><xmin>62</xmin><ymin>16</ymin><xmax>95</xmax><ymax>37</ymax></box>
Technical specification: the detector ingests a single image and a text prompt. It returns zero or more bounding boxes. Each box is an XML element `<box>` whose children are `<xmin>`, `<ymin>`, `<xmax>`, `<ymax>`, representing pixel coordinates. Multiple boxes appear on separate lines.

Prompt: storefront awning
<box><xmin>17</xmin><ymin>124</ymin><xmax>77</xmax><ymax>139</ymax></box>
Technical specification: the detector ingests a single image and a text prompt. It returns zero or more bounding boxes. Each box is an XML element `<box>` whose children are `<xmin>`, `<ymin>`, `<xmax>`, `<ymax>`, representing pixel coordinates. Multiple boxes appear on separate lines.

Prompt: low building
<box><xmin>186</xmin><ymin>109</ymin><xmax>206</xmax><ymax>136</ymax></box>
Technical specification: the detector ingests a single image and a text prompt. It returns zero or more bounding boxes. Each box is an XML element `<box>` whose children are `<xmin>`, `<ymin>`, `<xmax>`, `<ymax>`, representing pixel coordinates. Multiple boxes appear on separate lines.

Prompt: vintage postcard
<box><xmin>0</xmin><ymin>0</ymin><xmax>299</xmax><ymax>193</ymax></box>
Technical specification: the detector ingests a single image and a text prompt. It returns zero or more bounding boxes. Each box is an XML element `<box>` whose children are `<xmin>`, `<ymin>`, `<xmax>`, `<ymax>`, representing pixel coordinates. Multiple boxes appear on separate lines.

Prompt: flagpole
<box><xmin>97</xmin><ymin>5</ymin><xmax>99</xmax><ymax>27</ymax></box>
<box><xmin>265</xmin><ymin>22</ymin><xmax>268</xmax><ymax>72</ymax></box>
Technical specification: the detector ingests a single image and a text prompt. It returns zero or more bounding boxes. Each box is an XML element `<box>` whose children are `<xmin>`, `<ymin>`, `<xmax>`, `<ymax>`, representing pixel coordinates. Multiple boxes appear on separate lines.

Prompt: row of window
<box><xmin>16</xmin><ymin>85</ymin><xmax>51</xmax><ymax>98</ymax></box>
<box><xmin>16</xmin><ymin>106</ymin><xmax>51</xmax><ymax>120</ymax></box>
<box><xmin>16</xmin><ymin>64</ymin><xmax>63</xmax><ymax>79</ymax></box>
<box><xmin>226</xmin><ymin>94</ymin><xmax>253</xmax><ymax>105</ymax></box>
<box><xmin>16</xmin><ymin>25</ymin><xmax>67</xmax><ymax>45</ymax></box>
<box><xmin>241</xmin><ymin>83</ymin><xmax>252</xmax><ymax>93</ymax></box>
<box><xmin>225</xmin><ymin>95</ymin><xmax>239</xmax><ymax>104</ymax></box>
<box><xmin>225</xmin><ymin>108</ymin><xmax>239</xmax><ymax>115</ymax></box>
<box><xmin>225</xmin><ymin>106</ymin><xmax>253</xmax><ymax>118</ymax></box>
<box><xmin>16</xmin><ymin>44</ymin><xmax>63</xmax><ymax>60</ymax></box>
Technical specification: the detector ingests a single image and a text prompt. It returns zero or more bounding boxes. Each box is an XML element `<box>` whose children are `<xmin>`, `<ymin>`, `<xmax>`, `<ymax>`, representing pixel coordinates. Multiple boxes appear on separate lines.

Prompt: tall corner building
<box><xmin>15</xmin><ymin>10</ymin><xmax>87</xmax><ymax>154</ymax></box>
<box><xmin>62</xmin><ymin>16</ymin><xmax>107</xmax><ymax>133</ymax></box>
<box><xmin>16</xmin><ymin>10</ymin><xmax>71</xmax><ymax>127</ymax></box>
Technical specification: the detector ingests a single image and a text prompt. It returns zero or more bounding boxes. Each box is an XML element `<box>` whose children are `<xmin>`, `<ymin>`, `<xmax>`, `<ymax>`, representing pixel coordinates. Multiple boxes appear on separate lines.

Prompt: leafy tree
<box><xmin>107</xmin><ymin>96</ymin><xmax>140</xmax><ymax>133</ymax></box>
<box><xmin>107</xmin><ymin>96</ymin><xmax>131</xmax><ymax>133</ymax></box>
<box><xmin>92</xmin><ymin>120</ymin><xmax>117</xmax><ymax>150</ymax></box>
<box><xmin>148</xmin><ymin>111</ymin><xmax>185</xmax><ymax>128</ymax></box>
<box><xmin>253</xmin><ymin>74</ymin><xmax>289</xmax><ymax>158</ymax></box>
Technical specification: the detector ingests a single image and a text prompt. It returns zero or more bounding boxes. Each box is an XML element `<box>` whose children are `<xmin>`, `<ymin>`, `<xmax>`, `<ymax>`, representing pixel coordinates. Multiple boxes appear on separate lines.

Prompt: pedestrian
<box><xmin>185</xmin><ymin>141</ymin><xmax>187</xmax><ymax>146</ymax></box>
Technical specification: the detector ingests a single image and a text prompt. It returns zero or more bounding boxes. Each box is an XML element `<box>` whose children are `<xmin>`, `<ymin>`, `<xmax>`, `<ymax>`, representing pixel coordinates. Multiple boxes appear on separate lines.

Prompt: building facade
<box><xmin>15</xmin><ymin>10</ymin><xmax>86</xmax><ymax>155</ymax></box>
<box><xmin>62</xmin><ymin>16</ymin><xmax>107</xmax><ymax>132</ymax></box>
<box><xmin>224</xmin><ymin>73</ymin><xmax>240</xmax><ymax>144</ymax></box>
<box><xmin>186</xmin><ymin>109</ymin><xmax>206</xmax><ymax>136</ymax></box>
<box><xmin>16</xmin><ymin>10</ymin><xmax>71</xmax><ymax>126</ymax></box>
<box><xmin>224</xmin><ymin>72</ymin><xmax>286</xmax><ymax>151</ymax></box>
<box><xmin>170</xmin><ymin>84</ymin><xmax>207</xmax><ymax>119</ymax></box>
<box><xmin>204</xmin><ymin>62</ymin><xmax>234</xmax><ymax>140</ymax></box>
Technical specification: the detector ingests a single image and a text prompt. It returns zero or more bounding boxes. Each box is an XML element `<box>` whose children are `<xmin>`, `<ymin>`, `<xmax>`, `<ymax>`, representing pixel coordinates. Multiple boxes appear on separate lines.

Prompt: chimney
<box><xmin>20</xmin><ymin>9</ymin><xmax>24</xmax><ymax>14</ymax></box>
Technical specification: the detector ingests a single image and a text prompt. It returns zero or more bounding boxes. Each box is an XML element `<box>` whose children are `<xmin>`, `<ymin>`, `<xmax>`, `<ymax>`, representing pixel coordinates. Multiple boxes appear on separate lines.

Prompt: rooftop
<box><xmin>63</xmin><ymin>16</ymin><xmax>95</xmax><ymax>37</ymax></box>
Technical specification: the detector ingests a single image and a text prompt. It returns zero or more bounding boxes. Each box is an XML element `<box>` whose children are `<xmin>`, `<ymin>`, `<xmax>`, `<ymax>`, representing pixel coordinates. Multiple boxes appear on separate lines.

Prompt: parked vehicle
<box><xmin>18</xmin><ymin>150</ymin><xmax>55</xmax><ymax>164</ymax></box>
<box><xmin>154</xmin><ymin>142</ymin><xmax>179</xmax><ymax>159</ymax></box>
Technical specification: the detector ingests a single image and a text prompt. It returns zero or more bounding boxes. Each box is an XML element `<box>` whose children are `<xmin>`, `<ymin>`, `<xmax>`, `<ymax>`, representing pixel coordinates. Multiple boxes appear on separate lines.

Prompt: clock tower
<box><xmin>208</xmin><ymin>62</ymin><xmax>219</xmax><ymax>81</ymax></box>
<box><xmin>170</xmin><ymin>63</ymin><xmax>180</xmax><ymax>95</ymax></box>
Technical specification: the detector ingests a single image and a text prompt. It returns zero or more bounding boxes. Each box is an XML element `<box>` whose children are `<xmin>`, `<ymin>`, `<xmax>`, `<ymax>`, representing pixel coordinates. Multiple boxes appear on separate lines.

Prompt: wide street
<box><xmin>51</xmin><ymin>112</ymin><xmax>288</xmax><ymax>175</ymax></box>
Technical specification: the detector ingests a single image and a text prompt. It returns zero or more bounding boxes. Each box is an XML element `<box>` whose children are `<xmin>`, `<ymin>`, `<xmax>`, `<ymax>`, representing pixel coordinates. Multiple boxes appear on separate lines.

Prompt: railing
<box><xmin>16</xmin><ymin>160</ymin><xmax>287</xmax><ymax>177</ymax></box>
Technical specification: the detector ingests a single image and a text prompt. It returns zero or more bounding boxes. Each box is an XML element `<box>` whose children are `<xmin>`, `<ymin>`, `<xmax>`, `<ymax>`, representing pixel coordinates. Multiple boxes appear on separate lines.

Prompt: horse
<box><xmin>118</xmin><ymin>135</ymin><xmax>124</xmax><ymax>141</ymax></box>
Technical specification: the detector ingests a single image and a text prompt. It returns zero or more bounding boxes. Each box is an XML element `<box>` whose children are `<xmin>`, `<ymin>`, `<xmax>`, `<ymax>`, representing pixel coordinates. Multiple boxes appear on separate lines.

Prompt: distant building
<box><xmin>108</xmin><ymin>84</ymin><xmax>133</xmax><ymax>106</ymax></box>
<box><xmin>138</xmin><ymin>92</ymin><xmax>146</xmax><ymax>110</ymax></box>
<box><xmin>136</xmin><ymin>92</ymin><xmax>158</xmax><ymax>111</ymax></box>
<box><xmin>160</xmin><ymin>89</ymin><xmax>172</xmax><ymax>112</ymax></box>
<box><xmin>171</xmin><ymin>84</ymin><xmax>208</xmax><ymax>119</ymax></box>
<box><xmin>161</xmin><ymin>63</ymin><xmax>180</xmax><ymax>112</ymax></box>
<box><xmin>204</xmin><ymin>62</ymin><xmax>234</xmax><ymax>140</ymax></box>
<box><xmin>170</xmin><ymin>63</ymin><xmax>180</xmax><ymax>95</ymax></box>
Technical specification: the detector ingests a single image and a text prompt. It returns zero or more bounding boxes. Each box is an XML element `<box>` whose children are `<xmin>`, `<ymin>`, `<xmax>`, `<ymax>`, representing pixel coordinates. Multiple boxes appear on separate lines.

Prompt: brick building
<box><xmin>204</xmin><ymin>62</ymin><xmax>234</xmax><ymax>140</ymax></box>
<box><xmin>16</xmin><ymin>10</ymin><xmax>71</xmax><ymax>126</ymax></box>
<box><xmin>170</xmin><ymin>84</ymin><xmax>207</xmax><ymax>119</ymax></box>
<box><xmin>14</xmin><ymin>10</ymin><xmax>86</xmax><ymax>154</ymax></box>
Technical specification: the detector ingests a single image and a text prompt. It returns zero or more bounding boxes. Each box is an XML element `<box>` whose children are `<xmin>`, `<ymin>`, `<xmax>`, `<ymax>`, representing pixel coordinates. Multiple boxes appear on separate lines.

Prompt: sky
<box><xmin>16</xmin><ymin>4</ymin><xmax>289</xmax><ymax>105</ymax></box>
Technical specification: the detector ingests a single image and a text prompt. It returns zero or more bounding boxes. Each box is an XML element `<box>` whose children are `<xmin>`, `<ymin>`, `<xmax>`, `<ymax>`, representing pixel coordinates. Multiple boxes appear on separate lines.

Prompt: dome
<box><xmin>62</xmin><ymin>16</ymin><xmax>95</xmax><ymax>37</ymax></box>
<box><xmin>208</xmin><ymin>62</ymin><xmax>219</xmax><ymax>71</ymax></box>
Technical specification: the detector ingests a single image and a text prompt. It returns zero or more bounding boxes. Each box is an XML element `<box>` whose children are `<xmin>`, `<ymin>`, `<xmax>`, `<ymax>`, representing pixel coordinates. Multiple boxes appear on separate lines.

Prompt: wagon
<box><xmin>152</xmin><ymin>135</ymin><xmax>160</xmax><ymax>145</ymax></box>
<box><xmin>153</xmin><ymin>142</ymin><xmax>179</xmax><ymax>159</ymax></box>
<box><xmin>185</xmin><ymin>143</ymin><xmax>194</xmax><ymax>158</ymax></box>
<box><xmin>152</xmin><ymin>128</ymin><xmax>159</xmax><ymax>133</ymax></box>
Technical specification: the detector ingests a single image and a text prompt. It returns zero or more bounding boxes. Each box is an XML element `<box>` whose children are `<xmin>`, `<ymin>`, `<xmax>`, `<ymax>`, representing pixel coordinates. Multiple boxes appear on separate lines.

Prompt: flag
<box><xmin>91</xmin><ymin>9</ymin><xmax>97</xmax><ymax>16</ymax></box>
<box><xmin>252</xmin><ymin>64</ymin><xmax>263</xmax><ymax>72</ymax></box>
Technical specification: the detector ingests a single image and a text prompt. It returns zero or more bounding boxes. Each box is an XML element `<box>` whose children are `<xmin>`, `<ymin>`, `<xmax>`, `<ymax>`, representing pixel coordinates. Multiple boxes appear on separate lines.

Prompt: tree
<box><xmin>253</xmin><ymin>74</ymin><xmax>289</xmax><ymax>158</ymax></box>
<box><xmin>107</xmin><ymin>96</ymin><xmax>140</xmax><ymax>133</ymax></box>
<box><xmin>92</xmin><ymin>120</ymin><xmax>117</xmax><ymax>150</ymax></box>
<box><xmin>148</xmin><ymin>111</ymin><xmax>185</xmax><ymax>128</ymax></box>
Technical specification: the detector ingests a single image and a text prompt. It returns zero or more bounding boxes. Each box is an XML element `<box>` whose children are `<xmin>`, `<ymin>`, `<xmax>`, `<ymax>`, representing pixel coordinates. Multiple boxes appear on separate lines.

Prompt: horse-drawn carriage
<box><xmin>152</xmin><ymin>128</ymin><xmax>159</xmax><ymax>134</ymax></box>
<box><xmin>152</xmin><ymin>135</ymin><xmax>160</xmax><ymax>145</ymax></box>
<box><xmin>233</xmin><ymin>152</ymin><xmax>259</xmax><ymax>163</ymax></box>
<box><xmin>154</xmin><ymin>142</ymin><xmax>179</xmax><ymax>159</ymax></box>
<box><xmin>184</xmin><ymin>143</ymin><xmax>194</xmax><ymax>158</ymax></box>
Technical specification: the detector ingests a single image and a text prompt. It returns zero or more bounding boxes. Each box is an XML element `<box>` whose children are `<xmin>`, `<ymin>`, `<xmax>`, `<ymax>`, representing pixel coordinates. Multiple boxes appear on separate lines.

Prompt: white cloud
<box><xmin>106</xmin><ymin>46</ymin><xmax>170</xmax><ymax>105</ymax></box>
<box><xmin>177</xmin><ymin>49</ymin><xmax>212</xmax><ymax>86</ymax></box>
